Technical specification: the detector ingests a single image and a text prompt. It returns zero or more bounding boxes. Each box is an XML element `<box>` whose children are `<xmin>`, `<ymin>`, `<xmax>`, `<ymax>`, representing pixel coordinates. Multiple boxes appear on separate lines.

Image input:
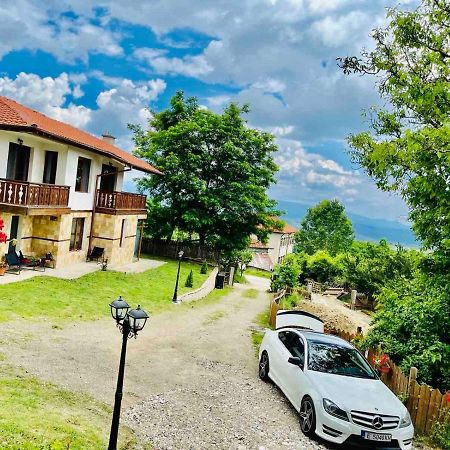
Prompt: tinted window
<box><xmin>279</xmin><ymin>331</ymin><xmax>305</xmax><ymax>367</ymax></box>
<box><xmin>308</xmin><ymin>341</ymin><xmax>376</xmax><ymax>379</ymax></box>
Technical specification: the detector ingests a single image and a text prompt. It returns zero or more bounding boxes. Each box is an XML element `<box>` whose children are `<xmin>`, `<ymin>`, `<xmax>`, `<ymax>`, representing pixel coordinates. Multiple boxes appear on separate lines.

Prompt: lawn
<box><xmin>245</xmin><ymin>268</ymin><xmax>272</xmax><ymax>279</ymax></box>
<box><xmin>0</xmin><ymin>357</ymin><xmax>138</xmax><ymax>450</ymax></box>
<box><xmin>0</xmin><ymin>258</ymin><xmax>210</xmax><ymax>323</ymax></box>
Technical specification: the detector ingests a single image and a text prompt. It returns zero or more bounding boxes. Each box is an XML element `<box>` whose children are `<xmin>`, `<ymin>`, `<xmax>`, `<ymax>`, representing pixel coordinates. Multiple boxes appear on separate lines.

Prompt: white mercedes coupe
<box><xmin>258</xmin><ymin>310</ymin><xmax>414</xmax><ymax>449</ymax></box>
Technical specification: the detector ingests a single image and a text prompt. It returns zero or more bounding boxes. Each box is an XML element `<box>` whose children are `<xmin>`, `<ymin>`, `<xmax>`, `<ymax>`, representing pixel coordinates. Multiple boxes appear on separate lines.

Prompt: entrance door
<box><xmin>8</xmin><ymin>215</ymin><xmax>19</xmax><ymax>252</ymax></box>
<box><xmin>99</xmin><ymin>164</ymin><xmax>117</xmax><ymax>192</ymax></box>
<box><xmin>6</xmin><ymin>143</ymin><xmax>30</xmax><ymax>181</ymax></box>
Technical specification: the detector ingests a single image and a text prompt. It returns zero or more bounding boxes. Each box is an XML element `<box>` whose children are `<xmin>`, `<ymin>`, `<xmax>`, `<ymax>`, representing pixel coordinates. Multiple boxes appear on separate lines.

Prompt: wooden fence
<box><xmin>267</xmin><ymin>293</ymin><xmax>450</xmax><ymax>435</ymax></box>
<box><xmin>140</xmin><ymin>238</ymin><xmax>219</xmax><ymax>263</ymax></box>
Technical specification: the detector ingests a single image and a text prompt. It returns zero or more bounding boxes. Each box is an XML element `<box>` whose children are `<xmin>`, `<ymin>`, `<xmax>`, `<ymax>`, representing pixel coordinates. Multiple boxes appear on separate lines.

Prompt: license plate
<box><xmin>361</xmin><ymin>430</ymin><xmax>392</xmax><ymax>442</ymax></box>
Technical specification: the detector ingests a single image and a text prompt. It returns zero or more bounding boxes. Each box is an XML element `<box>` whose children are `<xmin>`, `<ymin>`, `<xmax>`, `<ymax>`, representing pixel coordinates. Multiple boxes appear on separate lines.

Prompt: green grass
<box><xmin>233</xmin><ymin>272</ymin><xmax>248</xmax><ymax>284</ymax></box>
<box><xmin>0</xmin><ymin>360</ymin><xmax>139</xmax><ymax>450</ymax></box>
<box><xmin>0</xmin><ymin>258</ymin><xmax>211</xmax><ymax>324</ymax></box>
<box><xmin>202</xmin><ymin>310</ymin><xmax>226</xmax><ymax>325</ymax></box>
<box><xmin>242</xmin><ymin>288</ymin><xmax>258</xmax><ymax>299</ymax></box>
<box><xmin>251</xmin><ymin>310</ymin><xmax>270</xmax><ymax>355</ymax></box>
<box><xmin>245</xmin><ymin>268</ymin><xmax>272</xmax><ymax>279</ymax></box>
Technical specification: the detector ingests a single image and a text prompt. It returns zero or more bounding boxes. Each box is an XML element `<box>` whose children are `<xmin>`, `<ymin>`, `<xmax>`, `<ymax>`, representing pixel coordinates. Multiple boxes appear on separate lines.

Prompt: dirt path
<box><xmin>299</xmin><ymin>293</ymin><xmax>372</xmax><ymax>334</ymax></box>
<box><xmin>1</xmin><ymin>276</ymin><xmax>330</xmax><ymax>450</ymax></box>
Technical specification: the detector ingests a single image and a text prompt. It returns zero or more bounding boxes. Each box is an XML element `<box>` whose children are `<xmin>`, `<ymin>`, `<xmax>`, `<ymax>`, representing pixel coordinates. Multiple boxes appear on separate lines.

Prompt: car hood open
<box><xmin>307</xmin><ymin>371</ymin><xmax>406</xmax><ymax>417</ymax></box>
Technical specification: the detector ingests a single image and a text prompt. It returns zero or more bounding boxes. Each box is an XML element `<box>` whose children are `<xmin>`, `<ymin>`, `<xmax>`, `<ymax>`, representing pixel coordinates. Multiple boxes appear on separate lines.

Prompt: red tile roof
<box><xmin>0</xmin><ymin>96</ymin><xmax>161</xmax><ymax>175</ymax></box>
<box><xmin>274</xmin><ymin>222</ymin><xmax>297</xmax><ymax>234</ymax></box>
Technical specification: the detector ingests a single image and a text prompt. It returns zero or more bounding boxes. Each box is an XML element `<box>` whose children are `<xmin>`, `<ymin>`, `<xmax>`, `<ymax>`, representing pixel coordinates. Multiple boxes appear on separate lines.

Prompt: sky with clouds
<box><xmin>0</xmin><ymin>0</ymin><xmax>415</xmax><ymax>224</ymax></box>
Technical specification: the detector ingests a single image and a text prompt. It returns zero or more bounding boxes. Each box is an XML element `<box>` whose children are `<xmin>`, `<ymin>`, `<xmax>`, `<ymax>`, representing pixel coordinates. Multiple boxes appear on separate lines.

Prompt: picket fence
<box><xmin>268</xmin><ymin>294</ymin><xmax>450</xmax><ymax>435</ymax></box>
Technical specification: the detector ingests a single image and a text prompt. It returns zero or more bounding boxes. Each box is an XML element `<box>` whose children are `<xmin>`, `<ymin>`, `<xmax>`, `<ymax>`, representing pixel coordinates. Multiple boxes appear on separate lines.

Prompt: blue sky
<box><xmin>0</xmin><ymin>0</ymin><xmax>415</xmax><ymax>225</ymax></box>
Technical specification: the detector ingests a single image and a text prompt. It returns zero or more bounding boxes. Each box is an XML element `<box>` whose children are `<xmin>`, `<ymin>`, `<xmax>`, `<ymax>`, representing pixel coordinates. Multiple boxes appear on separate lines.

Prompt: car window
<box><xmin>279</xmin><ymin>331</ymin><xmax>305</xmax><ymax>366</ymax></box>
<box><xmin>308</xmin><ymin>340</ymin><xmax>377</xmax><ymax>379</ymax></box>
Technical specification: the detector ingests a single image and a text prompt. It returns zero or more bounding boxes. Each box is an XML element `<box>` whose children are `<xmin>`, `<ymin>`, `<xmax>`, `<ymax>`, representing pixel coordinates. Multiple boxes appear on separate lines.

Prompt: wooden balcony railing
<box><xmin>95</xmin><ymin>190</ymin><xmax>147</xmax><ymax>214</ymax></box>
<box><xmin>0</xmin><ymin>178</ymin><xmax>70</xmax><ymax>208</ymax></box>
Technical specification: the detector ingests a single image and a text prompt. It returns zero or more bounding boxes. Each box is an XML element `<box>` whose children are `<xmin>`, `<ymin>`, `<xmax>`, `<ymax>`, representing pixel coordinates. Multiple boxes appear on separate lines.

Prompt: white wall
<box><xmin>0</xmin><ymin>130</ymin><xmax>128</xmax><ymax>211</ymax></box>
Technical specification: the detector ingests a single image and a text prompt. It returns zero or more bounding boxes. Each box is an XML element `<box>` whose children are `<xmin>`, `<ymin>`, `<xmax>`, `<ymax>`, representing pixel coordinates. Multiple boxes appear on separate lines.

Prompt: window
<box><xmin>279</xmin><ymin>331</ymin><xmax>305</xmax><ymax>367</ymax></box>
<box><xmin>308</xmin><ymin>341</ymin><xmax>376</xmax><ymax>379</ymax></box>
<box><xmin>75</xmin><ymin>157</ymin><xmax>91</xmax><ymax>192</ymax></box>
<box><xmin>43</xmin><ymin>151</ymin><xmax>58</xmax><ymax>184</ymax></box>
<box><xmin>120</xmin><ymin>219</ymin><xmax>126</xmax><ymax>247</ymax></box>
<box><xmin>70</xmin><ymin>218</ymin><xmax>85</xmax><ymax>251</ymax></box>
<box><xmin>7</xmin><ymin>142</ymin><xmax>30</xmax><ymax>181</ymax></box>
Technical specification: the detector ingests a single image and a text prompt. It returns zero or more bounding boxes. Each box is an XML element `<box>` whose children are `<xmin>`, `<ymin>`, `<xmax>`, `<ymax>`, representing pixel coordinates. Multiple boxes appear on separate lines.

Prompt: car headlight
<box><xmin>323</xmin><ymin>398</ymin><xmax>349</xmax><ymax>422</ymax></box>
<box><xmin>399</xmin><ymin>411</ymin><xmax>412</xmax><ymax>428</ymax></box>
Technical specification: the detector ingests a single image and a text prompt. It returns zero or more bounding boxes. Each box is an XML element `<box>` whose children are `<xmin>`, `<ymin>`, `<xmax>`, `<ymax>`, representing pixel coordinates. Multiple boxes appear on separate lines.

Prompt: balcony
<box><xmin>0</xmin><ymin>178</ymin><xmax>70</xmax><ymax>214</ymax></box>
<box><xmin>95</xmin><ymin>190</ymin><xmax>147</xmax><ymax>215</ymax></box>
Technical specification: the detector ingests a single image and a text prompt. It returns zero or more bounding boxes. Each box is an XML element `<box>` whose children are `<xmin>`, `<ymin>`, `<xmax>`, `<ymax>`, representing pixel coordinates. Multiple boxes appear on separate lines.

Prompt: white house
<box><xmin>0</xmin><ymin>96</ymin><xmax>161</xmax><ymax>268</ymax></box>
<box><xmin>249</xmin><ymin>220</ymin><xmax>297</xmax><ymax>271</ymax></box>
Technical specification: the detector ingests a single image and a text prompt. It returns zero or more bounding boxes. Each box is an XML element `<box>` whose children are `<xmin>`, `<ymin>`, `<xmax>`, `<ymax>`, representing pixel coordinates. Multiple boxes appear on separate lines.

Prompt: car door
<box><xmin>279</xmin><ymin>332</ymin><xmax>308</xmax><ymax>411</ymax></box>
<box><xmin>270</xmin><ymin>330</ymin><xmax>295</xmax><ymax>391</ymax></box>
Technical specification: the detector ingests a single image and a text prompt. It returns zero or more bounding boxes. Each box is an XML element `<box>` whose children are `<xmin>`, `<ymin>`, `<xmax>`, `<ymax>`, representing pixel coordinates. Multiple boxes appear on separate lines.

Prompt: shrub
<box><xmin>200</xmin><ymin>260</ymin><xmax>208</xmax><ymax>274</ymax></box>
<box><xmin>304</xmin><ymin>250</ymin><xmax>343</xmax><ymax>284</ymax></box>
<box><xmin>271</xmin><ymin>254</ymin><xmax>301</xmax><ymax>292</ymax></box>
<box><xmin>431</xmin><ymin>419</ymin><xmax>450</xmax><ymax>450</ymax></box>
<box><xmin>185</xmin><ymin>269</ymin><xmax>194</xmax><ymax>288</ymax></box>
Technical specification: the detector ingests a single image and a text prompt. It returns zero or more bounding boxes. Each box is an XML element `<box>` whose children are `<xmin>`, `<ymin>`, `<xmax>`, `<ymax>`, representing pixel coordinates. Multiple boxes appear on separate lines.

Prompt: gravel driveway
<box><xmin>1</xmin><ymin>276</ymin><xmax>423</xmax><ymax>449</ymax></box>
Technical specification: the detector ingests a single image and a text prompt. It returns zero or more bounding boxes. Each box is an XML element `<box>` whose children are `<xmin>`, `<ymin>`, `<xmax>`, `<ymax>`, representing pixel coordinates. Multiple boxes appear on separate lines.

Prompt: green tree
<box><xmin>236</xmin><ymin>249</ymin><xmax>253</xmax><ymax>277</ymax></box>
<box><xmin>271</xmin><ymin>254</ymin><xmax>301</xmax><ymax>292</ymax></box>
<box><xmin>200</xmin><ymin>260</ymin><xmax>208</xmax><ymax>274</ymax></box>
<box><xmin>294</xmin><ymin>200</ymin><xmax>354</xmax><ymax>256</ymax></box>
<box><xmin>185</xmin><ymin>269</ymin><xmax>194</xmax><ymax>288</ymax></box>
<box><xmin>130</xmin><ymin>91</ymin><xmax>280</xmax><ymax>257</ymax></box>
<box><xmin>338</xmin><ymin>0</ymin><xmax>450</xmax><ymax>253</ymax></box>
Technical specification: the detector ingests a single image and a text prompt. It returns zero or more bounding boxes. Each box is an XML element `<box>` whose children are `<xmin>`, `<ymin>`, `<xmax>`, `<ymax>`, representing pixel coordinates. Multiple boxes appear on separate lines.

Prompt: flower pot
<box><xmin>0</xmin><ymin>266</ymin><xmax>6</xmax><ymax>276</ymax></box>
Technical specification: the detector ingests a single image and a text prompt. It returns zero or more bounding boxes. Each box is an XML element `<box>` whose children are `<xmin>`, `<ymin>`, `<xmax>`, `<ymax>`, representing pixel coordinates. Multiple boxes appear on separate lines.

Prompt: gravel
<box><xmin>124</xmin><ymin>357</ymin><xmax>330</xmax><ymax>450</ymax></box>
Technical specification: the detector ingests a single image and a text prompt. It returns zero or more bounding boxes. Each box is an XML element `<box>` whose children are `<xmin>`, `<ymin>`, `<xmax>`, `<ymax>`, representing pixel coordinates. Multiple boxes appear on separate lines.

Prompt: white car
<box><xmin>258</xmin><ymin>310</ymin><xmax>414</xmax><ymax>449</ymax></box>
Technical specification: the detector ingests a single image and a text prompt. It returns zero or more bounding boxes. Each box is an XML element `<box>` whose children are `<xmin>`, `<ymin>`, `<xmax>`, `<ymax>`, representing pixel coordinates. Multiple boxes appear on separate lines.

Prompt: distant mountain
<box><xmin>276</xmin><ymin>199</ymin><xmax>419</xmax><ymax>247</ymax></box>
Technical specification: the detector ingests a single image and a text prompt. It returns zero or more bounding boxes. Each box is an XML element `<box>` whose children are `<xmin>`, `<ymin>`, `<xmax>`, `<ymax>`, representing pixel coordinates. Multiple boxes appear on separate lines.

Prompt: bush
<box><xmin>364</xmin><ymin>272</ymin><xmax>450</xmax><ymax>390</ymax></box>
<box><xmin>271</xmin><ymin>254</ymin><xmax>301</xmax><ymax>292</ymax></box>
<box><xmin>431</xmin><ymin>419</ymin><xmax>450</xmax><ymax>450</ymax></box>
<box><xmin>185</xmin><ymin>269</ymin><xmax>194</xmax><ymax>287</ymax></box>
<box><xmin>304</xmin><ymin>250</ymin><xmax>343</xmax><ymax>284</ymax></box>
<box><xmin>200</xmin><ymin>260</ymin><xmax>208</xmax><ymax>274</ymax></box>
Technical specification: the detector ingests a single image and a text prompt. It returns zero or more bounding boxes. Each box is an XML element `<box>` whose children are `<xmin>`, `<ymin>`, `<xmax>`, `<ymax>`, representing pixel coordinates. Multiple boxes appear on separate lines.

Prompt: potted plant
<box><xmin>0</xmin><ymin>257</ymin><xmax>6</xmax><ymax>276</ymax></box>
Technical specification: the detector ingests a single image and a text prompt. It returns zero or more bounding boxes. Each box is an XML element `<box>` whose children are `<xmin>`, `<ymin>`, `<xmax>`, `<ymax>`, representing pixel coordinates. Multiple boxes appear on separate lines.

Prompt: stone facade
<box><xmin>0</xmin><ymin>210</ymin><xmax>145</xmax><ymax>268</ymax></box>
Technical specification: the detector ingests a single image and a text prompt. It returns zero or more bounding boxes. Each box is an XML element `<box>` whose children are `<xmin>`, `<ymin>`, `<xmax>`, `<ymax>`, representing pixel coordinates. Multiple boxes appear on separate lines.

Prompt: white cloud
<box><xmin>252</xmin><ymin>78</ymin><xmax>286</xmax><ymax>93</ymax></box>
<box><xmin>0</xmin><ymin>72</ymin><xmax>166</xmax><ymax>149</ymax></box>
<box><xmin>134</xmin><ymin>47</ymin><xmax>213</xmax><ymax>77</ymax></box>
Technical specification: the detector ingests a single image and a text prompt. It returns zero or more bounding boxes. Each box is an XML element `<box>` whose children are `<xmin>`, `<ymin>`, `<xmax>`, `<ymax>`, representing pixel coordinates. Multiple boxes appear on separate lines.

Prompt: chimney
<box><xmin>101</xmin><ymin>131</ymin><xmax>116</xmax><ymax>145</ymax></box>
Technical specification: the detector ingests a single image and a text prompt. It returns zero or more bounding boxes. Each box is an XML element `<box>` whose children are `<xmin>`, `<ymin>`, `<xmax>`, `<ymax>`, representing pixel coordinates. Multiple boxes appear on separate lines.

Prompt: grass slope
<box><xmin>0</xmin><ymin>259</ymin><xmax>210</xmax><ymax>323</ymax></box>
<box><xmin>0</xmin><ymin>357</ymin><xmax>137</xmax><ymax>450</ymax></box>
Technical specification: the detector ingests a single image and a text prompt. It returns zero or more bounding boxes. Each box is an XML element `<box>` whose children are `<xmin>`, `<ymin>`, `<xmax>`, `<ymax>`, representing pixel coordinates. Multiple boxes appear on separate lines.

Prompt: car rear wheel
<box><xmin>259</xmin><ymin>351</ymin><xmax>270</xmax><ymax>381</ymax></box>
<box><xmin>299</xmin><ymin>396</ymin><xmax>316</xmax><ymax>437</ymax></box>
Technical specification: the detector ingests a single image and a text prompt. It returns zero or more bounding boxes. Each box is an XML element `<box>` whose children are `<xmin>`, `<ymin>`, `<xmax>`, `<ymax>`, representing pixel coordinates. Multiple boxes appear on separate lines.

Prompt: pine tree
<box><xmin>200</xmin><ymin>260</ymin><xmax>208</xmax><ymax>274</ymax></box>
<box><xmin>185</xmin><ymin>269</ymin><xmax>194</xmax><ymax>287</ymax></box>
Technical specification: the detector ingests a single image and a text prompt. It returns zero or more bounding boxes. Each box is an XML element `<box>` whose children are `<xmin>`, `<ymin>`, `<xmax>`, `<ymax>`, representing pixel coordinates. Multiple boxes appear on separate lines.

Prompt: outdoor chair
<box><xmin>86</xmin><ymin>246</ymin><xmax>104</xmax><ymax>263</ymax></box>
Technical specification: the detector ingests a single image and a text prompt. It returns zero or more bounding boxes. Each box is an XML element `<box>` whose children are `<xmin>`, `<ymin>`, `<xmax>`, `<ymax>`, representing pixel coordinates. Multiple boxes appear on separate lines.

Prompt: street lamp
<box><xmin>108</xmin><ymin>296</ymin><xmax>149</xmax><ymax>450</ymax></box>
<box><xmin>172</xmin><ymin>250</ymin><xmax>184</xmax><ymax>303</ymax></box>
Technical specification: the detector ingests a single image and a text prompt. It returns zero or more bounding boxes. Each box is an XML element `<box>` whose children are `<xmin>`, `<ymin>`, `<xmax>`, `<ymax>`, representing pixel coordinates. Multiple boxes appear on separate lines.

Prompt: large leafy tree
<box><xmin>294</xmin><ymin>200</ymin><xmax>354</xmax><ymax>256</ymax></box>
<box><xmin>338</xmin><ymin>0</ymin><xmax>450</xmax><ymax>254</ymax></box>
<box><xmin>130</xmin><ymin>92</ymin><xmax>280</xmax><ymax>256</ymax></box>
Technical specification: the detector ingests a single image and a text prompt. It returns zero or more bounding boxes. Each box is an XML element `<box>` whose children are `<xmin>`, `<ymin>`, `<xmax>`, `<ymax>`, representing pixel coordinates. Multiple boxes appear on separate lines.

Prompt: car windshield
<box><xmin>308</xmin><ymin>341</ymin><xmax>377</xmax><ymax>379</ymax></box>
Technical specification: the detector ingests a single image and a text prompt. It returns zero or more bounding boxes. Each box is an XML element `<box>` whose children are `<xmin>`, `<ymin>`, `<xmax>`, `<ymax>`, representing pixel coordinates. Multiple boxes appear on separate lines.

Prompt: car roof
<box><xmin>281</xmin><ymin>328</ymin><xmax>354</xmax><ymax>348</ymax></box>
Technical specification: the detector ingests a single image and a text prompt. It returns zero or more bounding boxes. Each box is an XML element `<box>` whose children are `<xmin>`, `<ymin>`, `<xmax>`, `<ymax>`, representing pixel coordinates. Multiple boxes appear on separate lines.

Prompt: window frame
<box><xmin>70</xmin><ymin>217</ymin><xmax>85</xmax><ymax>251</ymax></box>
<box><xmin>75</xmin><ymin>157</ymin><xmax>91</xmax><ymax>193</ymax></box>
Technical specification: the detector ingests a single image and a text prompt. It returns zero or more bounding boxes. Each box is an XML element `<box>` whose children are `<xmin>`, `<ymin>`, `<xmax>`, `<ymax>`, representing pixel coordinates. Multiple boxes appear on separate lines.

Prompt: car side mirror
<box><xmin>288</xmin><ymin>356</ymin><xmax>303</xmax><ymax>370</ymax></box>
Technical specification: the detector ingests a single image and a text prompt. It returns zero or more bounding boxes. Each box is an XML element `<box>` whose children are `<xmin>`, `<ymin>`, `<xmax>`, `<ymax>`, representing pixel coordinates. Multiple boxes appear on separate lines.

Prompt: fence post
<box><xmin>408</xmin><ymin>367</ymin><xmax>418</xmax><ymax>397</ymax></box>
<box><xmin>350</xmin><ymin>290</ymin><xmax>357</xmax><ymax>310</ymax></box>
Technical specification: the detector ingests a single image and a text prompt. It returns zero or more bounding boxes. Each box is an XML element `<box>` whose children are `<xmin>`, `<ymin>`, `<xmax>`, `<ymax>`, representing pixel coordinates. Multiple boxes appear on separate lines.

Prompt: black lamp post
<box><xmin>172</xmin><ymin>250</ymin><xmax>184</xmax><ymax>303</ymax></box>
<box><xmin>108</xmin><ymin>296</ymin><xmax>149</xmax><ymax>450</ymax></box>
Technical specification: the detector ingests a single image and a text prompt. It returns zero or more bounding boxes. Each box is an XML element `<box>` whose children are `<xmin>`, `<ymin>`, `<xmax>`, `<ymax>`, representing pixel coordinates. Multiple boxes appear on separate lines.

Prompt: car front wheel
<box><xmin>259</xmin><ymin>351</ymin><xmax>270</xmax><ymax>381</ymax></box>
<box><xmin>299</xmin><ymin>396</ymin><xmax>316</xmax><ymax>437</ymax></box>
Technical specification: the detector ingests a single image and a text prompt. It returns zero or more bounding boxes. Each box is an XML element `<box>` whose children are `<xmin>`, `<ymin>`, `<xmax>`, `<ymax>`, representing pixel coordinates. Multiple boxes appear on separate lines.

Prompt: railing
<box><xmin>95</xmin><ymin>190</ymin><xmax>147</xmax><ymax>213</ymax></box>
<box><xmin>0</xmin><ymin>178</ymin><xmax>70</xmax><ymax>207</ymax></box>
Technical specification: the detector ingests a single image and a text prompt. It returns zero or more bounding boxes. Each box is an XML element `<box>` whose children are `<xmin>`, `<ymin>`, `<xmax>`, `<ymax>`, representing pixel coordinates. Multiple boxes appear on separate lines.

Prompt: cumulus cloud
<box><xmin>0</xmin><ymin>72</ymin><xmax>166</xmax><ymax>148</ymax></box>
